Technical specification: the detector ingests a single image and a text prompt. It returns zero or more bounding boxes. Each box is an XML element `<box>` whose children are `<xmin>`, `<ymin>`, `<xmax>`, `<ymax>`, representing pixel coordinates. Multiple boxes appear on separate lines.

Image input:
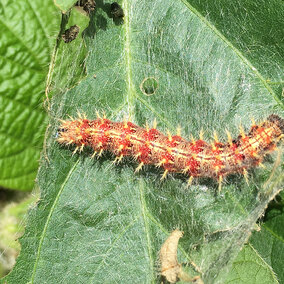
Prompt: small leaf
<box><xmin>225</xmin><ymin>244</ymin><xmax>278</xmax><ymax>284</ymax></box>
<box><xmin>249</xmin><ymin>211</ymin><xmax>284</xmax><ymax>282</ymax></box>
<box><xmin>226</xmin><ymin>192</ymin><xmax>284</xmax><ymax>283</ymax></box>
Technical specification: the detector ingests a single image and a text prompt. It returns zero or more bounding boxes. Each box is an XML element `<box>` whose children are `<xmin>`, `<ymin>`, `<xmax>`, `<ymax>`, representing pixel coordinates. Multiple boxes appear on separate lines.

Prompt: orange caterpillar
<box><xmin>57</xmin><ymin>114</ymin><xmax>283</xmax><ymax>188</ymax></box>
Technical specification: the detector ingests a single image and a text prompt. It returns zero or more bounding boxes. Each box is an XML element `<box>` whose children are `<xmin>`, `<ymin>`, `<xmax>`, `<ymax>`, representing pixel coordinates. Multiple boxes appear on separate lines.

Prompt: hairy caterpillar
<box><xmin>57</xmin><ymin>114</ymin><xmax>284</xmax><ymax>189</ymax></box>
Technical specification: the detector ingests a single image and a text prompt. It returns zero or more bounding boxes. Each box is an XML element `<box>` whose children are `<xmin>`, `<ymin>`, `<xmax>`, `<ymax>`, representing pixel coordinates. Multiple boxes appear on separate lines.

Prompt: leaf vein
<box><xmin>262</xmin><ymin>224</ymin><xmax>284</xmax><ymax>244</ymax></box>
<box><xmin>30</xmin><ymin>160</ymin><xmax>80</xmax><ymax>283</ymax></box>
<box><xmin>180</xmin><ymin>0</ymin><xmax>283</xmax><ymax>108</ymax></box>
<box><xmin>0</xmin><ymin>19</ymin><xmax>42</xmax><ymax>66</ymax></box>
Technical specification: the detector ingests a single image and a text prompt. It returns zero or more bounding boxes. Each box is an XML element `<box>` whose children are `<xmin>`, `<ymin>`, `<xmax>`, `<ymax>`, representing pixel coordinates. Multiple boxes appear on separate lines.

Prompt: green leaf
<box><xmin>0</xmin><ymin>0</ymin><xmax>60</xmax><ymax>190</ymax></box>
<box><xmin>3</xmin><ymin>1</ymin><xmax>284</xmax><ymax>283</ymax></box>
<box><xmin>249</xmin><ymin>209</ymin><xmax>284</xmax><ymax>282</ymax></box>
<box><xmin>224</xmin><ymin>244</ymin><xmax>278</xmax><ymax>284</ymax></box>
<box><xmin>226</xmin><ymin>188</ymin><xmax>284</xmax><ymax>283</ymax></box>
<box><xmin>0</xmin><ymin>0</ymin><xmax>89</xmax><ymax>191</ymax></box>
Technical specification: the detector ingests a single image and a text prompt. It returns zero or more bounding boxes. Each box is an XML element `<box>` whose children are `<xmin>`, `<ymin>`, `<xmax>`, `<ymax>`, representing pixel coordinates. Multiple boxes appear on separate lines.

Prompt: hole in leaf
<box><xmin>140</xmin><ymin>77</ymin><xmax>158</xmax><ymax>96</ymax></box>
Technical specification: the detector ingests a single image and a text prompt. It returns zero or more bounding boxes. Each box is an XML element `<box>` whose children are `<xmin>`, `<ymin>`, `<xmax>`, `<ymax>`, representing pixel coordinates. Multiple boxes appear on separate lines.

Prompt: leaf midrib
<box><xmin>123</xmin><ymin>0</ymin><xmax>135</xmax><ymax>118</ymax></box>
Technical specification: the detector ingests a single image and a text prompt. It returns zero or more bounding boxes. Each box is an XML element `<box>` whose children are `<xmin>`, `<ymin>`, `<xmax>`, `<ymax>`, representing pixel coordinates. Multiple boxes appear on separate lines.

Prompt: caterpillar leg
<box><xmin>112</xmin><ymin>154</ymin><xmax>124</xmax><ymax>164</ymax></box>
<box><xmin>187</xmin><ymin>176</ymin><xmax>194</xmax><ymax>187</ymax></box>
<box><xmin>98</xmin><ymin>149</ymin><xmax>104</xmax><ymax>157</ymax></box>
<box><xmin>161</xmin><ymin>169</ymin><xmax>169</xmax><ymax>180</ymax></box>
<box><xmin>72</xmin><ymin>146</ymin><xmax>79</xmax><ymax>156</ymax></box>
<box><xmin>79</xmin><ymin>144</ymin><xmax>85</xmax><ymax>152</ymax></box>
<box><xmin>91</xmin><ymin>151</ymin><xmax>97</xmax><ymax>159</ymax></box>
<box><xmin>135</xmin><ymin>162</ymin><xmax>144</xmax><ymax>173</ymax></box>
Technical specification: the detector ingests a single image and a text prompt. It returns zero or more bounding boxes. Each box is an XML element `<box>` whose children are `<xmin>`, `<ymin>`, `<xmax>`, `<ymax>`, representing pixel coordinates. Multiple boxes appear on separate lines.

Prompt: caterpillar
<box><xmin>57</xmin><ymin>113</ymin><xmax>284</xmax><ymax>189</ymax></box>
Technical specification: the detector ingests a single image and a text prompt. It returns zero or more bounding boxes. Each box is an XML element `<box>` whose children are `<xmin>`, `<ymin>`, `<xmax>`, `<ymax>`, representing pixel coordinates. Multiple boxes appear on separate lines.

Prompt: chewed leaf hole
<box><xmin>140</xmin><ymin>77</ymin><xmax>158</xmax><ymax>96</ymax></box>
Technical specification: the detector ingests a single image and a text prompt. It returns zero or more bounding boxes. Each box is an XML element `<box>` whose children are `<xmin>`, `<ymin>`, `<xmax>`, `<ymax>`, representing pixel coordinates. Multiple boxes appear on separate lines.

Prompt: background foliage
<box><xmin>0</xmin><ymin>0</ymin><xmax>283</xmax><ymax>283</ymax></box>
<box><xmin>0</xmin><ymin>0</ymin><xmax>60</xmax><ymax>191</ymax></box>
